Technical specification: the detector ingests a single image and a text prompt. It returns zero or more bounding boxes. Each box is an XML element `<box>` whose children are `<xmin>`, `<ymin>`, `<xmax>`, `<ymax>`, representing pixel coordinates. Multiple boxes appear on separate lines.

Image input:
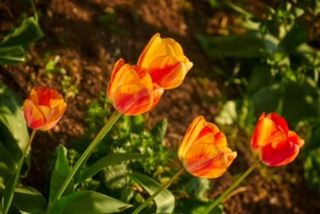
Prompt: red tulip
<box><xmin>23</xmin><ymin>87</ymin><xmax>67</xmax><ymax>131</ymax></box>
<box><xmin>251</xmin><ymin>112</ymin><xmax>304</xmax><ymax>167</ymax></box>
<box><xmin>107</xmin><ymin>59</ymin><xmax>164</xmax><ymax>115</ymax></box>
<box><xmin>178</xmin><ymin>116</ymin><xmax>237</xmax><ymax>178</ymax></box>
<box><xmin>137</xmin><ymin>33</ymin><xmax>193</xmax><ymax>90</ymax></box>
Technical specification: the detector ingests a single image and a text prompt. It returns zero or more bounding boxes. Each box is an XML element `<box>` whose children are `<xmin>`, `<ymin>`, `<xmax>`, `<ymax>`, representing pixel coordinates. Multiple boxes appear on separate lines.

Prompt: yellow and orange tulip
<box><xmin>107</xmin><ymin>59</ymin><xmax>164</xmax><ymax>115</ymax></box>
<box><xmin>178</xmin><ymin>116</ymin><xmax>237</xmax><ymax>179</ymax></box>
<box><xmin>23</xmin><ymin>87</ymin><xmax>67</xmax><ymax>131</ymax></box>
<box><xmin>137</xmin><ymin>33</ymin><xmax>193</xmax><ymax>90</ymax></box>
<box><xmin>251</xmin><ymin>112</ymin><xmax>304</xmax><ymax>167</ymax></box>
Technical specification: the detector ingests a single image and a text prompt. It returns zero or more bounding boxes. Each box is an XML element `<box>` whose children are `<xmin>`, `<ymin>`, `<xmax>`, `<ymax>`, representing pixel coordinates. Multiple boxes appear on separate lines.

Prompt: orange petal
<box><xmin>178</xmin><ymin>116</ymin><xmax>207</xmax><ymax>160</ymax></box>
<box><xmin>110</xmin><ymin>83</ymin><xmax>153</xmax><ymax>115</ymax></box>
<box><xmin>183</xmin><ymin>143</ymin><xmax>237</xmax><ymax>178</ymax></box>
<box><xmin>23</xmin><ymin>99</ymin><xmax>46</xmax><ymax>130</ymax></box>
<box><xmin>148</xmin><ymin>56</ymin><xmax>192</xmax><ymax>89</ymax></box>
<box><xmin>149</xmin><ymin>84</ymin><xmax>164</xmax><ymax>111</ymax></box>
<box><xmin>251</xmin><ymin>114</ymin><xmax>279</xmax><ymax>151</ymax></box>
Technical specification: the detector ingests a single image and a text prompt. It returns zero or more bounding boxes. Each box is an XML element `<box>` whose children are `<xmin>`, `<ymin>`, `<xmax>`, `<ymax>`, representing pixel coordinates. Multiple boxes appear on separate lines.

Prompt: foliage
<box><xmin>0</xmin><ymin>17</ymin><xmax>43</xmax><ymax>65</ymax></box>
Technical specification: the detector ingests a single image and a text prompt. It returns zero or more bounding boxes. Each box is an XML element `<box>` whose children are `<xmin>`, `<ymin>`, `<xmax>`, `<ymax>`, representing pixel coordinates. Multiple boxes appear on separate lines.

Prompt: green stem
<box><xmin>204</xmin><ymin>159</ymin><xmax>260</xmax><ymax>214</ymax></box>
<box><xmin>3</xmin><ymin>130</ymin><xmax>37</xmax><ymax>214</ymax></box>
<box><xmin>30</xmin><ymin>0</ymin><xmax>38</xmax><ymax>22</ymax></box>
<box><xmin>132</xmin><ymin>168</ymin><xmax>185</xmax><ymax>214</ymax></box>
<box><xmin>52</xmin><ymin>111</ymin><xmax>121</xmax><ymax>202</ymax></box>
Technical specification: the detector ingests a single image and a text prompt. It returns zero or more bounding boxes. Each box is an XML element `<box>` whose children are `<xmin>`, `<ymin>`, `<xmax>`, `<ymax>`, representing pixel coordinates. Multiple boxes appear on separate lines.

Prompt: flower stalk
<box><xmin>204</xmin><ymin>159</ymin><xmax>260</xmax><ymax>213</ymax></box>
<box><xmin>52</xmin><ymin>111</ymin><xmax>121</xmax><ymax>203</ymax></box>
<box><xmin>3</xmin><ymin>130</ymin><xmax>37</xmax><ymax>214</ymax></box>
<box><xmin>132</xmin><ymin>168</ymin><xmax>185</xmax><ymax>214</ymax></box>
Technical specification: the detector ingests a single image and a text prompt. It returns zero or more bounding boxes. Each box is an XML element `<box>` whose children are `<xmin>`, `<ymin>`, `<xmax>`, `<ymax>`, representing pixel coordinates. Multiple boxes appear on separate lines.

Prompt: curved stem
<box><xmin>204</xmin><ymin>159</ymin><xmax>260</xmax><ymax>214</ymax></box>
<box><xmin>132</xmin><ymin>168</ymin><xmax>185</xmax><ymax>214</ymax></box>
<box><xmin>3</xmin><ymin>130</ymin><xmax>37</xmax><ymax>214</ymax></box>
<box><xmin>52</xmin><ymin>111</ymin><xmax>121</xmax><ymax>203</ymax></box>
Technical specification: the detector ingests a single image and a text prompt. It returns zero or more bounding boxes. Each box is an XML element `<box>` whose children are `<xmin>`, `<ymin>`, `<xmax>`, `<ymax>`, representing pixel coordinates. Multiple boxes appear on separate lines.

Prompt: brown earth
<box><xmin>1</xmin><ymin>0</ymin><xmax>320</xmax><ymax>213</ymax></box>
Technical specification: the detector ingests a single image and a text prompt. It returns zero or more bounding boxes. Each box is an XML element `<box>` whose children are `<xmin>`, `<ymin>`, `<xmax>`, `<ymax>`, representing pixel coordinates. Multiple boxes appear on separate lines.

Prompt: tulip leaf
<box><xmin>77</xmin><ymin>153</ymin><xmax>146</xmax><ymax>182</ymax></box>
<box><xmin>129</xmin><ymin>173</ymin><xmax>175</xmax><ymax>213</ymax></box>
<box><xmin>12</xmin><ymin>186</ymin><xmax>47</xmax><ymax>214</ymax></box>
<box><xmin>0</xmin><ymin>83</ymin><xmax>29</xmax><ymax>190</ymax></box>
<box><xmin>49</xmin><ymin>145</ymin><xmax>74</xmax><ymax>203</ymax></box>
<box><xmin>46</xmin><ymin>191</ymin><xmax>132</xmax><ymax>214</ymax></box>
<box><xmin>0</xmin><ymin>46</ymin><xmax>25</xmax><ymax>64</ymax></box>
<box><xmin>0</xmin><ymin>17</ymin><xmax>43</xmax><ymax>65</ymax></box>
<box><xmin>0</xmin><ymin>17</ymin><xmax>43</xmax><ymax>49</ymax></box>
<box><xmin>198</xmin><ymin>32</ymin><xmax>278</xmax><ymax>58</ymax></box>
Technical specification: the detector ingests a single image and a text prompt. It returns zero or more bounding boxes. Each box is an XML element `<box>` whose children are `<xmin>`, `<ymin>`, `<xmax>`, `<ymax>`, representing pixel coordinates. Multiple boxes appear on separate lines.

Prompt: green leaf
<box><xmin>12</xmin><ymin>186</ymin><xmax>47</xmax><ymax>214</ymax></box>
<box><xmin>151</xmin><ymin>119</ymin><xmax>168</xmax><ymax>144</ymax></box>
<box><xmin>279</xmin><ymin>24</ymin><xmax>307</xmax><ymax>53</ymax></box>
<box><xmin>0</xmin><ymin>17</ymin><xmax>43</xmax><ymax>48</ymax></box>
<box><xmin>198</xmin><ymin>32</ymin><xmax>278</xmax><ymax>58</ymax></box>
<box><xmin>0</xmin><ymin>46</ymin><xmax>25</xmax><ymax>64</ymax></box>
<box><xmin>46</xmin><ymin>191</ymin><xmax>132</xmax><ymax>214</ymax></box>
<box><xmin>49</xmin><ymin>145</ymin><xmax>74</xmax><ymax>204</ymax></box>
<box><xmin>130</xmin><ymin>173</ymin><xmax>175</xmax><ymax>213</ymax></box>
<box><xmin>78</xmin><ymin>153</ymin><xmax>146</xmax><ymax>182</ymax></box>
<box><xmin>0</xmin><ymin>83</ymin><xmax>29</xmax><ymax>189</ymax></box>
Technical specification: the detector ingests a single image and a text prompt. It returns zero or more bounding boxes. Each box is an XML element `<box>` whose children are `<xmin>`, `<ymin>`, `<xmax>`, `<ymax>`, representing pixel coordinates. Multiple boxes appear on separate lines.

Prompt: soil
<box><xmin>1</xmin><ymin>0</ymin><xmax>320</xmax><ymax>213</ymax></box>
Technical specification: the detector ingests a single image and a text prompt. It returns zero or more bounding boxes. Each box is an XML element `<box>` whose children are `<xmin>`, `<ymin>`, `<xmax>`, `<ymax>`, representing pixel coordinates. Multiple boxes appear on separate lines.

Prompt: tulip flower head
<box><xmin>138</xmin><ymin>33</ymin><xmax>193</xmax><ymax>90</ymax></box>
<box><xmin>178</xmin><ymin>116</ymin><xmax>237</xmax><ymax>179</ymax></box>
<box><xmin>107</xmin><ymin>59</ymin><xmax>164</xmax><ymax>116</ymax></box>
<box><xmin>251</xmin><ymin>112</ymin><xmax>304</xmax><ymax>167</ymax></box>
<box><xmin>23</xmin><ymin>87</ymin><xmax>67</xmax><ymax>131</ymax></box>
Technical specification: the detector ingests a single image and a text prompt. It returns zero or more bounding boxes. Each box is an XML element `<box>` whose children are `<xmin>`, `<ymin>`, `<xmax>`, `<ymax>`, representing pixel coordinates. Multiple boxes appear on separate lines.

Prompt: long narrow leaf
<box><xmin>0</xmin><ymin>17</ymin><xmax>43</xmax><ymax>48</ymax></box>
<box><xmin>78</xmin><ymin>153</ymin><xmax>146</xmax><ymax>182</ymax></box>
<box><xmin>130</xmin><ymin>173</ymin><xmax>175</xmax><ymax>213</ymax></box>
<box><xmin>12</xmin><ymin>186</ymin><xmax>47</xmax><ymax>214</ymax></box>
<box><xmin>49</xmin><ymin>145</ymin><xmax>73</xmax><ymax>203</ymax></box>
<box><xmin>46</xmin><ymin>191</ymin><xmax>132</xmax><ymax>214</ymax></box>
<box><xmin>0</xmin><ymin>46</ymin><xmax>25</xmax><ymax>64</ymax></box>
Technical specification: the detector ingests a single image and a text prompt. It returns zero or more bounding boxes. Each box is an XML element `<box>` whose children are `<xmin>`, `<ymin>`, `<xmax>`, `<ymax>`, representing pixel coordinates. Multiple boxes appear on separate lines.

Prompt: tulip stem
<box><xmin>3</xmin><ymin>129</ymin><xmax>37</xmax><ymax>214</ymax></box>
<box><xmin>52</xmin><ymin>111</ymin><xmax>121</xmax><ymax>203</ymax></box>
<box><xmin>132</xmin><ymin>168</ymin><xmax>184</xmax><ymax>214</ymax></box>
<box><xmin>204</xmin><ymin>159</ymin><xmax>260</xmax><ymax>214</ymax></box>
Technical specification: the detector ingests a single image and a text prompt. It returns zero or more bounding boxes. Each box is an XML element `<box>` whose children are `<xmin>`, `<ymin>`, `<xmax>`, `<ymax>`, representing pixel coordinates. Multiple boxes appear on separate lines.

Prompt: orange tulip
<box><xmin>137</xmin><ymin>33</ymin><xmax>193</xmax><ymax>90</ymax></box>
<box><xmin>107</xmin><ymin>59</ymin><xmax>164</xmax><ymax>115</ymax></box>
<box><xmin>178</xmin><ymin>116</ymin><xmax>237</xmax><ymax>178</ymax></box>
<box><xmin>23</xmin><ymin>87</ymin><xmax>67</xmax><ymax>131</ymax></box>
<box><xmin>251</xmin><ymin>112</ymin><xmax>304</xmax><ymax>167</ymax></box>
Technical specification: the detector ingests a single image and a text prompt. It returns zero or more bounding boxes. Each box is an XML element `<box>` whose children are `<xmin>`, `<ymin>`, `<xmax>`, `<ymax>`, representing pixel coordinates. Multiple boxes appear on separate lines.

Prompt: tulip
<box><xmin>107</xmin><ymin>59</ymin><xmax>164</xmax><ymax>115</ymax></box>
<box><xmin>137</xmin><ymin>33</ymin><xmax>193</xmax><ymax>90</ymax></box>
<box><xmin>251</xmin><ymin>112</ymin><xmax>304</xmax><ymax>167</ymax></box>
<box><xmin>178</xmin><ymin>116</ymin><xmax>237</xmax><ymax>178</ymax></box>
<box><xmin>23</xmin><ymin>87</ymin><xmax>67</xmax><ymax>131</ymax></box>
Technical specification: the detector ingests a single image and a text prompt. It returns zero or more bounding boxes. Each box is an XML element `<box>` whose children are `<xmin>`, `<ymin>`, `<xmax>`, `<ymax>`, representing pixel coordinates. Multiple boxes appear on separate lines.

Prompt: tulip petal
<box><xmin>23</xmin><ymin>99</ymin><xmax>46</xmax><ymax>130</ymax></box>
<box><xmin>251</xmin><ymin>115</ymin><xmax>279</xmax><ymax>151</ymax></box>
<box><xmin>110</xmin><ymin>83</ymin><xmax>153</xmax><ymax>115</ymax></box>
<box><xmin>149</xmin><ymin>84</ymin><xmax>164</xmax><ymax>110</ymax></box>
<box><xmin>183</xmin><ymin>143</ymin><xmax>237</xmax><ymax>178</ymax></box>
<box><xmin>148</xmin><ymin>56</ymin><xmax>191</xmax><ymax>89</ymax></box>
<box><xmin>178</xmin><ymin>116</ymin><xmax>207</xmax><ymax>160</ymax></box>
<box><xmin>261</xmin><ymin>139</ymin><xmax>300</xmax><ymax>167</ymax></box>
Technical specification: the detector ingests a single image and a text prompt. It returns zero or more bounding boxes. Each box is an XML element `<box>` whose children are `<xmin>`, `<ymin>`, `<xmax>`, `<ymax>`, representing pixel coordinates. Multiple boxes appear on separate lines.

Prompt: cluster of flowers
<box><xmin>23</xmin><ymin>33</ymin><xmax>304</xmax><ymax>183</ymax></box>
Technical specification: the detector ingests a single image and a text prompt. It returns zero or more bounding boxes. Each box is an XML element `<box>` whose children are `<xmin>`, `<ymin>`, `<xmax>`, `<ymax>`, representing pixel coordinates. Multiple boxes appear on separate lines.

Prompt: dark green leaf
<box><xmin>151</xmin><ymin>119</ymin><xmax>168</xmax><ymax>144</ymax></box>
<box><xmin>78</xmin><ymin>153</ymin><xmax>145</xmax><ymax>182</ymax></box>
<box><xmin>0</xmin><ymin>17</ymin><xmax>43</xmax><ymax>48</ymax></box>
<box><xmin>198</xmin><ymin>32</ymin><xmax>278</xmax><ymax>58</ymax></box>
<box><xmin>0</xmin><ymin>46</ymin><xmax>25</xmax><ymax>64</ymax></box>
<box><xmin>129</xmin><ymin>173</ymin><xmax>175</xmax><ymax>213</ymax></box>
<box><xmin>46</xmin><ymin>191</ymin><xmax>132</xmax><ymax>214</ymax></box>
<box><xmin>49</xmin><ymin>145</ymin><xmax>73</xmax><ymax>203</ymax></box>
<box><xmin>279</xmin><ymin>24</ymin><xmax>307</xmax><ymax>53</ymax></box>
<box><xmin>12</xmin><ymin>186</ymin><xmax>47</xmax><ymax>214</ymax></box>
